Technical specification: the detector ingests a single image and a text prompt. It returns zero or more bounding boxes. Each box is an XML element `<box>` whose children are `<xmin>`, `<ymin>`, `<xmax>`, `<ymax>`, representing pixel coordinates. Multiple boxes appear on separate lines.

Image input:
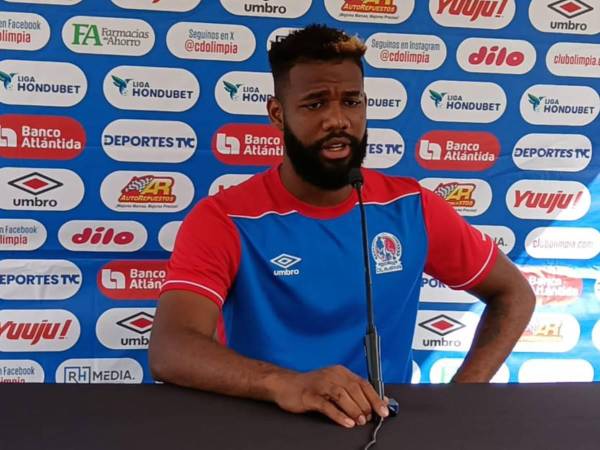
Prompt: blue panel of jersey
<box><xmin>222</xmin><ymin>195</ymin><xmax>427</xmax><ymax>383</ymax></box>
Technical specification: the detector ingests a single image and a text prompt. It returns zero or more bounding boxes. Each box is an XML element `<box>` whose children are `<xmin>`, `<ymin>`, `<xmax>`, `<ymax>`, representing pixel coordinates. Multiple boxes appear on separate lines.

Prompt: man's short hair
<box><xmin>268</xmin><ymin>24</ymin><xmax>367</xmax><ymax>98</ymax></box>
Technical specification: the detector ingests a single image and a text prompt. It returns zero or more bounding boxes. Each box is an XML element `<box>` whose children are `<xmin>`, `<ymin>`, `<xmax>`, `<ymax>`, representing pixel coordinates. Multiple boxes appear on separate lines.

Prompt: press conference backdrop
<box><xmin>0</xmin><ymin>0</ymin><xmax>598</xmax><ymax>385</ymax></box>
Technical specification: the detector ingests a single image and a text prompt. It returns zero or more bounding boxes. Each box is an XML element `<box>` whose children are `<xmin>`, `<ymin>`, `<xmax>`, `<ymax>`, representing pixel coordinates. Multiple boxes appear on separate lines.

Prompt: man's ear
<box><xmin>267</xmin><ymin>96</ymin><xmax>284</xmax><ymax>131</ymax></box>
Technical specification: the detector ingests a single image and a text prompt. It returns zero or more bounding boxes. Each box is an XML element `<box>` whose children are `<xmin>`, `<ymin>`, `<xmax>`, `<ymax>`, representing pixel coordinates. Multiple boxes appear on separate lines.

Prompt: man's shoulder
<box><xmin>362</xmin><ymin>168</ymin><xmax>422</xmax><ymax>204</ymax></box>
<box><xmin>202</xmin><ymin>168</ymin><xmax>281</xmax><ymax>218</ymax></box>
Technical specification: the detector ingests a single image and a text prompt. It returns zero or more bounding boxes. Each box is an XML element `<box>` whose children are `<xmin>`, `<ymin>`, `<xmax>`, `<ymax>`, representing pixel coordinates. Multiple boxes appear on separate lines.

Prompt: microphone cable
<box><xmin>363</xmin><ymin>416</ymin><xmax>385</xmax><ymax>450</ymax></box>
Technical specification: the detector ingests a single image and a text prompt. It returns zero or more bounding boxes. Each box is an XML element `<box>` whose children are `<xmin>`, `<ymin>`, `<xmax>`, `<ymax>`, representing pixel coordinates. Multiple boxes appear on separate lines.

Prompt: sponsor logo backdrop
<box><xmin>0</xmin><ymin>0</ymin><xmax>598</xmax><ymax>384</ymax></box>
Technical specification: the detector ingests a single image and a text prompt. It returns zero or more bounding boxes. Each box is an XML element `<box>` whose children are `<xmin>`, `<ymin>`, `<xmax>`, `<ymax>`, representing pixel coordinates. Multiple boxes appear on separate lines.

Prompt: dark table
<box><xmin>1</xmin><ymin>383</ymin><xmax>597</xmax><ymax>450</ymax></box>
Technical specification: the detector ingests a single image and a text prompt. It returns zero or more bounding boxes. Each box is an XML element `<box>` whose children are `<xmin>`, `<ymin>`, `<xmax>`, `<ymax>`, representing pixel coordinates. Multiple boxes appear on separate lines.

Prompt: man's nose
<box><xmin>322</xmin><ymin>102</ymin><xmax>350</xmax><ymax>131</ymax></box>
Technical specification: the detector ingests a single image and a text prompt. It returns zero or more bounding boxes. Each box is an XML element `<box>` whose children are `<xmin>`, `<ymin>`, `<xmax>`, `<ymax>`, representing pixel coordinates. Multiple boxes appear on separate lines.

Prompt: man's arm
<box><xmin>148</xmin><ymin>290</ymin><xmax>389</xmax><ymax>427</ymax></box>
<box><xmin>451</xmin><ymin>252</ymin><xmax>535</xmax><ymax>382</ymax></box>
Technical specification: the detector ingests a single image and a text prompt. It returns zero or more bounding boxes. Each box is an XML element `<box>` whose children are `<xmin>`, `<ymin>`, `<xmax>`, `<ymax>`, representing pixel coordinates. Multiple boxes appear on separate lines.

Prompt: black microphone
<box><xmin>348</xmin><ymin>168</ymin><xmax>399</xmax><ymax>417</ymax></box>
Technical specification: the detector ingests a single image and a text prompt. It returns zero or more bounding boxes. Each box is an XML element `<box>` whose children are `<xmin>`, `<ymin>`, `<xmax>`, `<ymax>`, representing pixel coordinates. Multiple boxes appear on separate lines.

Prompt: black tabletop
<box><xmin>1</xmin><ymin>382</ymin><xmax>597</xmax><ymax>450</ymax></box>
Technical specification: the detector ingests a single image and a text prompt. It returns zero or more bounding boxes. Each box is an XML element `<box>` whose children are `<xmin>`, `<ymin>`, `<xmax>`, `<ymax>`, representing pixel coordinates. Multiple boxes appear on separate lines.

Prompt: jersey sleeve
<box><xmin>421</xmin><ymin>185</ymin><xmax>498</xmax><ymax>291</ymax></box>
<box><xmin>159</xmin><ymin>198</ymin><xmax>241</xmax><ymax>309</ymax></box>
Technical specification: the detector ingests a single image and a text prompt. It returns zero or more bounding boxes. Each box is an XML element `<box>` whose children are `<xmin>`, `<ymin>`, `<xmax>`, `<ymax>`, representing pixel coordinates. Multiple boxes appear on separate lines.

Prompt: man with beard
<box><xmin>149</xmin><ymin>25</ymin><xmax>535</xmax><ymax>428</ymax></box>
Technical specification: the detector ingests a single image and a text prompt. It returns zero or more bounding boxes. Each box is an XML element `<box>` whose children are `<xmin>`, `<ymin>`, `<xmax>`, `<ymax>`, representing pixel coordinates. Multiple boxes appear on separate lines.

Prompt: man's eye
<box><xmin>345</xmin><ymin>99</ymin><xmax>362</xmax><ymax>107</ymax></box>
<box><xmin>304</xmin><ymin>101</ymin><xmax>323</xmax><ymax>110</ymax></box>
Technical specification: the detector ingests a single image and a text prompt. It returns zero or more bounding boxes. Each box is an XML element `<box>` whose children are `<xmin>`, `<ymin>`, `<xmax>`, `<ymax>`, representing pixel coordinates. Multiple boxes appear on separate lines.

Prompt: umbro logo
<box><xmin>548</xmin><ymin>0</ymin><xmax>593</xmax><ymax>19</ymax></box>
<box><xmin>270</xmin><ymin>253</ymin><xmax>301</xmax><ymax>277</ymax></box>
<box><xmin>8</xmin><ymin>172</ymin><xmax>63</xmax><ymax>196</ymax></box>
<box><xmin>418</xmin><ymin>314</ymin><xmax>466</xmax><ymax>337</ymax></box>
<box><xmin>270</xmin><ymin>253</ymin><xmax>301</xmax><ymax>269</ymax></box>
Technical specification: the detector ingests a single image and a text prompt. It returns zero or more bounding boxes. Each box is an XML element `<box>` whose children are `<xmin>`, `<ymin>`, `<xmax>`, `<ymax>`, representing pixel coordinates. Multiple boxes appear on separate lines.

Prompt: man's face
<box><xmin>276</xmin><ymin>59</ymin><xmax>368</xmax><ymax>190</ymax></box>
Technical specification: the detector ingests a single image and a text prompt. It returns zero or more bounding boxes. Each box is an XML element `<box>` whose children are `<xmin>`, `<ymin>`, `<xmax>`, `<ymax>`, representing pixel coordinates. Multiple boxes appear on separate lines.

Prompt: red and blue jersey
<box><xmin>161</xmin><ymin>166</ymin><xmax>498</xmax><ymax>383</ymax></box>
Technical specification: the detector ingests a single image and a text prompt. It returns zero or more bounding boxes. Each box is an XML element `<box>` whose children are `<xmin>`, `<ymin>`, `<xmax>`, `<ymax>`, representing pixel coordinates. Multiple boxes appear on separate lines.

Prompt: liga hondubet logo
<box><xmin>212</xmin><ymin>124</ymin><xmax>283</xmax><ymax>166</ymax></box>
<box><xmin>365</xmin><ymin>77</ymin><xmax>407</xmax><ymax>120</ymax></box>
<box><xmin>0</xmin><ymin>167</ymin><xmax>84</xmax><ymax>211</ymax></box>
<box><xmin>416</xmin><ymin>130</ymin><xmax>500</xmax><ymax>171</ymax></box>
<box><xmin>456</xmin><ymin>37</ymin><xmax>536</xmax><ymax>74</ymax></box>
<box><xmin>219</xmin><ymin>0</ymin><xmax>311</xmax><ymax>18</ymax></box>
<box><xmin>0</xmin><ymin>114</ymin><xmax>85</xmax><ymax>160</ymax></box>
<box><xmin>429</xmin><ymin>0</ymin><xmax>516</xmax><ymax>29</ymax></box>
<box><xmin>324</xmin><ymin>0</ymin><xmax>415</xmax><ymax>24</ymax></box>
<box><xmin>546</xmin><ymin>42</ymin><xmax>600</xmax><ymax>78</ymax></box>
<box><xmin>98</xmin><ymin>260</ymin><xmax>167</xmax><ymax>300</ymax></box>
<box><xmin>420</xmin><ymin>177</ymin><xmax>492</xmax><ymax>216</ymax></box>
<box><xmin>529</xmin><ymin>0</ymin><xmax>600</xmax><ymax>35</ymax></box>
<box><xmin>215</xmin><ymin>71</ymin><xmax>273</xmax><ymax>116</ymax></box>
<box><xmin>363</xmin><ymin>128</ymin><xmax>404</xmax><ymax>170</ymax></box>
<box><xmin>103</xmin><ymin>65</ymin><xmax>199</xmax><ymax>112</ymax></box>
<box><xmin>521</xmin><ymin>85</ymin><xmax>600</xmax><ymax>126</ymax></box>
<box><xmin>102</xmin><ymin>119</ymin><xmax>197</xmax><ymax>163</ymax></box>
<box><xmin>0</xmin><ymin>309</ymin><xmax>80</xmax><ymax>352</ymax></box>
<box><xmin>0</xmin><ymin>59</ymin><xmax>87</xmax><ymax>107</ymax></box>
<box><xmin>62</xmin><ymin>16</ymin><xmax>155</xmax><ymax>56</ymax></box>
<box><xmin>0</xmin><ymin>259</ymin><xmax>82</xmax><ymax>300</ymax></box>
<box><xmin>0</xmin><ymin>11</ymin><xmax>50</xmax><ymax>51</ymax></box>
<box><xmin>111</xmin><ymin>0</ymin><xmax>202</xmax><ymax>12</ymax></box>
<box><xmin>506</xmin><ymin>180</ymin><xmax>591</xmax><ymax>221</ymax></box>
<box><xmin>421</xmin><ymin>80</ymin><xmax>507</xmax><ymax>123</ymax></box>
<box><xmin>100</xmin><ymin>171</ymin><xmax>194</xmax><ymax>213</ymax></box>
<box><xmin>58</xmin><ymin>220</ymin><xmax>148</xmax><ymax>252</ymax></box>
<box><xmin>512</xmin><ymin>133</ymin><xmax>592</xmax><ymax>172</ymax></box>
<box><xmin>167</xmin><ymin>22</ymin><xmax>255</xmax><ymax>62</ymax></box>
<box><xmin>364</xmin><ymin>32</ymin><xmax>447</xmax><ymax>70</ymax></box>
<box><xmin>0</xmin><ymin>218</ymin><xmax>46</xmax><ymax>251</ymax></box>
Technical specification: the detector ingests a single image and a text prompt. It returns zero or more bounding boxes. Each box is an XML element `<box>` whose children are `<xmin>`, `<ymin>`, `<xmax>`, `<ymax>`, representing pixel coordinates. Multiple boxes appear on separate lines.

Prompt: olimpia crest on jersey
<box><xmin>371</xmin><ymin>232</ymin><xmax>403</xmax><ymax>274</ymax></box>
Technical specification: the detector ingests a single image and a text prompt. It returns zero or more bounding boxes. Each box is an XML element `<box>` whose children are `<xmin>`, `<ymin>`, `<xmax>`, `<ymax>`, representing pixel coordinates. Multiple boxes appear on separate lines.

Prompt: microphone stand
<box><xmin>349</xmin><ymin>168</ymin><xmax>399</xmax><ymax>417</ymax></box>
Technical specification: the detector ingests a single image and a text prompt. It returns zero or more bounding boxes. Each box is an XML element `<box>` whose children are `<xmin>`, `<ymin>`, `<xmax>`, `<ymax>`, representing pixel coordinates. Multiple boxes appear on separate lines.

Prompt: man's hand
<box><xmin>151</xmin><ymin>293</ymin><xmax>390</xmax><ymax>428</ymax></box>
<box><xmin>270</xmin><ymin>365</ymin><xmax>389</xmax><ymax>428</ymax></box>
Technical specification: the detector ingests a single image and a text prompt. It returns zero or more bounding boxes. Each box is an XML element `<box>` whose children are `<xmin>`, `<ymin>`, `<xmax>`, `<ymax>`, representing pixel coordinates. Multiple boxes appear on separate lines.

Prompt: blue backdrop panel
<box><xmin>0</xmin><ymin>0</ymin><xmax>598</xmax><ymax>384</ymax></box>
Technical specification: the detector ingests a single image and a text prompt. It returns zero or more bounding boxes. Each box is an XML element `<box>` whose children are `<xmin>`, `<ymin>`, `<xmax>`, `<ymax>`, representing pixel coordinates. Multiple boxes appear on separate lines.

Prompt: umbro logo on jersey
<box><xmin>271</xmin><ymin>253</ymin><xmax>301</xmax><ymax>277</ymax></box>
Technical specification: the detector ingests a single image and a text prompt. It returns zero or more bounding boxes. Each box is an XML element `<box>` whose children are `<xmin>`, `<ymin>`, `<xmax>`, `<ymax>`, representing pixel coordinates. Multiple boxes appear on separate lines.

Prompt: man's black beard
<box><xmin>283</xmin><ymin>124</ymin><xmax>367</xmax><ymax>191</ymax></box>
